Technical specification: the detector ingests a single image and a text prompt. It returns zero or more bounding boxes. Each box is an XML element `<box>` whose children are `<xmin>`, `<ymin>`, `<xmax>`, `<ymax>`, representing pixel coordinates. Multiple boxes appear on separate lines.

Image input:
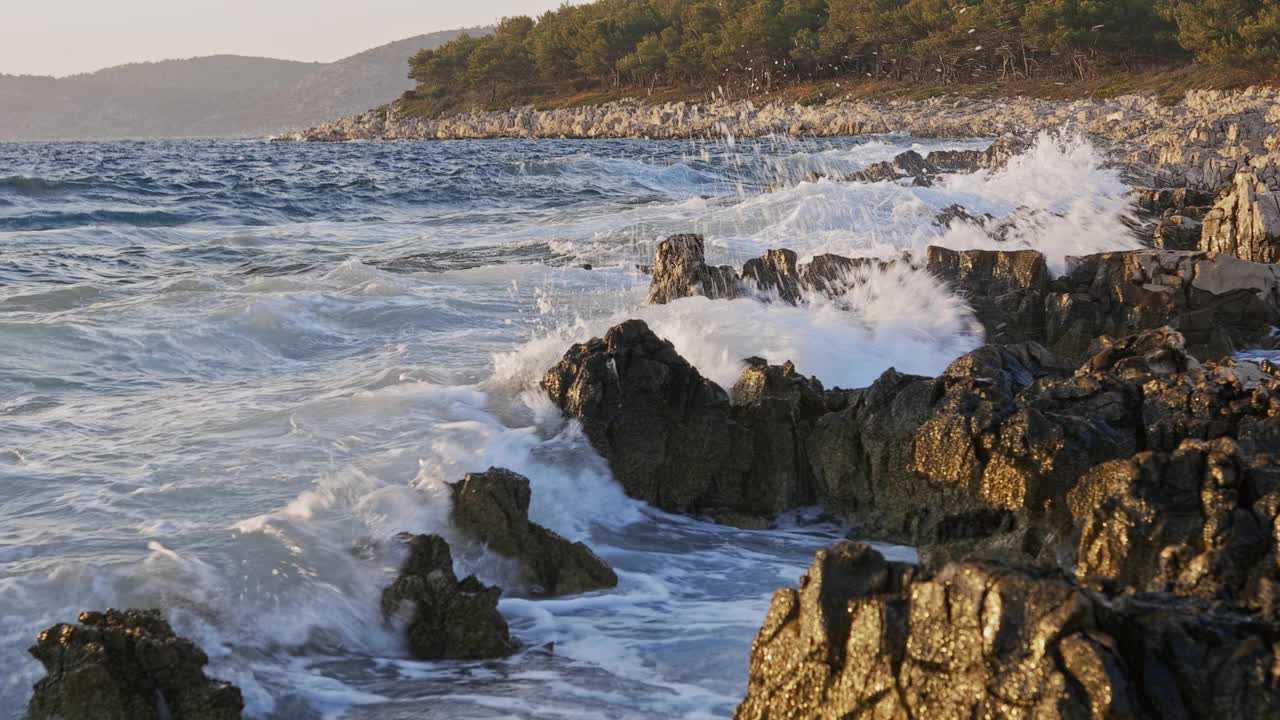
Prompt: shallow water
<box><xmin>0</xmin><ymin>133</ymin><xmax>1138</xmax><ymax>718</ymax></box>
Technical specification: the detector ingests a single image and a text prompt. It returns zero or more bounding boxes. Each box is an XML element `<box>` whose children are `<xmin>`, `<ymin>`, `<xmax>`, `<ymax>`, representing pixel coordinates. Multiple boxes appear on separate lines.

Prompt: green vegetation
<box><xmin>403</xmin><ymin>0</ymin><xmax>1280</xmax><ymax>117</ymax></box>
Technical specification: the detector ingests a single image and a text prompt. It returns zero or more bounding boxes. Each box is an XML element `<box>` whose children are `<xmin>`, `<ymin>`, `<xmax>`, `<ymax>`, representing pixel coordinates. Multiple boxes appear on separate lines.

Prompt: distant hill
<box><xmin>0</xmin><ymin>29</ymin><xmax>488</xmax><ymax>141</ymax></box>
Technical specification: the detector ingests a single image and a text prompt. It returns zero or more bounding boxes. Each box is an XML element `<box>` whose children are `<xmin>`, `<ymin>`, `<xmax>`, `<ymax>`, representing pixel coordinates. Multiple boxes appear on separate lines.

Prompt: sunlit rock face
<box><xmin>449</xmin><ymin>467</ymin><xmax>618</xmax><ymax>597</ymax></box>
<box><xmin>1202</xmin><ymin>169</ymin><xmax>1280</xmax><ymax>264</ymax></box>
<box><xmin>27</xmin><ymin>609</ymin><xmax>244</xmax><ymax>720</ymax></box>
<box><xmin>736</xmin><ymin>542</ymin><xmax>1280</xmax><ymax>720</ymax></box>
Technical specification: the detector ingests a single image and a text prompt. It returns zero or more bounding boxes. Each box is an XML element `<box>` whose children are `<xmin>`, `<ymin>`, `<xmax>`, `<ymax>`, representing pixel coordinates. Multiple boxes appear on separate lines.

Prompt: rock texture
<box><xmin>1202</xmin><ymin>169</ymin><xmax>1280</xmax><ymax>264</ymax></box>
<box><xmin>1072</xmin><ymin>437</ymin><xmax>1280</xmax><ymax>617</ymax></box>
<box><xmin>737</xmin><ymin>542</ymin><xmax>1280</xmax><ymax>720</ymax></box>
<box><xmin>646</xmin><ymin>234</ymin><xmax>739</xmax><ymax>304</ymax></box>
<box><xmin>381</xmin><ymin>534</ymin><xmax>515</xmax><ymax>660</ymax></box>
<box><xmin>926</xmin><ymin>246</ymin><xmax>1051</xmax><ymax>344</ymax></box>
<box><xmin>541</xmin><ymin>318</ymin><xmax>743</xmax><ymax>512</ymax></box>
<box><xmin>27</xmin><ymin>609</ymin><xmax>243</xmax><ymax>720</ymax></box>
<box><xmin>450</xmin><ymin>467</ymin><xmax>617</xmax><ymax>596</ymax></box>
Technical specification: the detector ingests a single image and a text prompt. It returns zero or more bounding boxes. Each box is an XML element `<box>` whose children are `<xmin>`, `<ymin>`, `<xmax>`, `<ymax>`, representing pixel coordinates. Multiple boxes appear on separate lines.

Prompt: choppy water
<box><xmin>0</xmin><ymin>133</ymin><xmax>1138</xmax><ymax>719</ymax></box>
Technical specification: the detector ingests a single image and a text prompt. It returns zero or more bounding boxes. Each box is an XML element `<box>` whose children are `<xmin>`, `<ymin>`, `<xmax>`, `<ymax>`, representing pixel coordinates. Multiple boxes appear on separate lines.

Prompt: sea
<box><xmin>0</xmin><ymin>132</ymin><xmax>1139</xmax><ymax>719</ymax></box>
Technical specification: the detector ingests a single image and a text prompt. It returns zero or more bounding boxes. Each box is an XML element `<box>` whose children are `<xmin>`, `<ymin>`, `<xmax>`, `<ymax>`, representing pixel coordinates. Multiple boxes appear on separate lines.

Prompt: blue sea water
<box><xmin>0</xmin><ymin>134</ymin><xmax>1137</xmax><ymax>719</ymax></box>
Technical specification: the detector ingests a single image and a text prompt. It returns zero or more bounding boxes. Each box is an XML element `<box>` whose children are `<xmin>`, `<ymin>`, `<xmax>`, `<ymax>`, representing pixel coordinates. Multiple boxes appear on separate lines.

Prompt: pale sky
<box><xmin>0</xmin><ymin>0</ymin><xmax>567</xmax><ymax>77</ymax></box>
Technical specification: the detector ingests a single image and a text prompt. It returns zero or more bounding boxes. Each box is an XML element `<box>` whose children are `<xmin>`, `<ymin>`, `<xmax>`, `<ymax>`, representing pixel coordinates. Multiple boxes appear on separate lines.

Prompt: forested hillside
<box><xmin>403</xmin><ymin>0</ymin><xmax>1280</xmax><ymax>116</ymax></box>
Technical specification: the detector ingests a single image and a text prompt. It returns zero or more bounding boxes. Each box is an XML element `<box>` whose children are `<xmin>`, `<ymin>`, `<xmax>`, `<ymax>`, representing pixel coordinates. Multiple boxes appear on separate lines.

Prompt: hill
<box><xmin>0</xmin><ymin>29</ymin><xmax>487</xmax><ymax>141</ymax></box>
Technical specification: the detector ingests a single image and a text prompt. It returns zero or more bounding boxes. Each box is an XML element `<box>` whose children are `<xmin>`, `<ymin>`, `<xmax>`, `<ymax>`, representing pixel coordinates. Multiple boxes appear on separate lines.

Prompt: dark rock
<box><xmin>541</xmin><ymin>319</ymin><xmax>744</xmax><ymax>512</ymax></box>
<box><xmin>27</xmin><ymin>609</ymin><xmax>243</xmax><ymax>720</ymax></box>
<box><xmin>1071</xmin><ymin>438</ymin><xmax>1280</xmax><ymax>617</ymax></box>
<box><xmin>449</xmin><ymin>467</ymin><xmax>617</xmax><ymax>596</ymax></box>
<box><xmin>926</xmin><ymin>135</ymin><xmax>1027</xmax><ymax>174</ymax></box>
<box><xmin>933</xmin><ymin>203</ymin><xmax>995</xmax><ymax>228</ymax></box>
<box><xmin>741</xmin><ymin>249</ymin><xmax>802</xmax><ymax>302</ymax></box>
<box><xmin>380</xmin><ymin>534</ymin><xmax>514</xmax><ymax>660</ymax></box>
<box><xmin>726</xmin><ymin>359</ymin><xmax>829</xmax><ymax>512</ymax></box>
<box><xmin>926</xmin><ymin>245</ymin><xmax>1051</xmax><ymax>344</ymax></box>
<box><xmin>1132</xmin><ymin>186</ymin><xmax>1216</xmax><ymax>215</ymax></box>
<box><xmin>646</xmin><ymin>234</ymin><xmax>739</xmax><ymax>304</ymax></box>
<box><xmin>1154</xmin><ymin>214</ymin><xmax>1205</xmax><ymax>251</ymax></box>
<box><xmin>1046</xmin><ymin>249</ymin><xmax>1280</xmax><ymax>363</ymax></box>
<box><xmin>737</xmin><ymin>542</ymin><xmax>1280</xmax><ymax>720</ymax></box>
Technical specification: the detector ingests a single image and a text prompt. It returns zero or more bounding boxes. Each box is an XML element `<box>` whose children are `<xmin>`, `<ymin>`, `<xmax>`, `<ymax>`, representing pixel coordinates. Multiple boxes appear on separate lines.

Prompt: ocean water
<box><xmin>0</xmin><ymin>133</ymin><xmax>1138</xmax><ymax>719</ymax></box>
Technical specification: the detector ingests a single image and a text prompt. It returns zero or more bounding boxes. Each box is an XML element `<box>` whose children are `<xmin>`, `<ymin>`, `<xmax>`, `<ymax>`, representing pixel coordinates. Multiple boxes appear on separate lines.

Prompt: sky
<box><xmin>0</xmin><ymin>0</ymin><xmax>567</xmax><ymax>77</ymax></box>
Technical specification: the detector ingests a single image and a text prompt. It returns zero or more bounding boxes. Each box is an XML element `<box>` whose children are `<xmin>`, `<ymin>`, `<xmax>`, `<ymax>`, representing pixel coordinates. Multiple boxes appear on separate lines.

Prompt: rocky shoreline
<box><xmin>277</xmin><ymin>88</ymin><xmax>1280</xmax><ymax>191</ymax></box>
<box><xmin>28</xmin><ymin>105</ymin><xmax>1280</xmax><ymax>718</ymax></box>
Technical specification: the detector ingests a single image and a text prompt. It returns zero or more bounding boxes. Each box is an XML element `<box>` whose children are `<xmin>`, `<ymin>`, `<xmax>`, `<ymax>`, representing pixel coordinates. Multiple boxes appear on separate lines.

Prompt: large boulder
<box><xmin>450</xmin><ymin>467</ymin><xmax>617</xmax><ymax>596</ymax></box>
<box><xmin>646</xmin><ymin>234</ymin><xmax>739</xmax><ymax>304</ymax></box>
<box><xmin>27</xmin><ymin>609</ymin><xmax>243</xmax><ymax>720</ymax></box>
<box><xmin>1202</xmin><ymin>170</ymin><xmax>1280</xmax><ymax>264</ymax></box>
<box><xmin>737</xmin><ymin>542</ymin><xmax>1280</xmax><ymax>720</ymax></box>
<box><xmin>541</xmin><ymin>320</ymin><xmax>826</xmax><ymax>519</ymax></box>
<box><xmin>380</xmin><ymin>534</ymin><xmax>515</xmax><ymax>660</ymax></box>
<box><xmin>541</xmin><ymin>319</ymin><xmax>745</xmax><ymax>512</ymax></box>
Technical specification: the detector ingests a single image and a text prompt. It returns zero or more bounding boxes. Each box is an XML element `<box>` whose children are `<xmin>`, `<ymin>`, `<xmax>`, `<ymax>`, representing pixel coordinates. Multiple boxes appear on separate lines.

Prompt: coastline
<box><xmin>276</xmin><ymin>87</ymin><xmax>1280</xmax><ymax>192</ymax></box>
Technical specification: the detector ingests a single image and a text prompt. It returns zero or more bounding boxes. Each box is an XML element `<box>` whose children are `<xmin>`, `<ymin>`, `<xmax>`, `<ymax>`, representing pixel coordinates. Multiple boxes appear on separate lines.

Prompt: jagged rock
<box><xmin>1071</xmin><ymin>438</ymin><xmax>1280</xmax><ymax>617</ymax></box>
<box><xmin>727</xmin><ymin>359</ymin><xmax>829</xmax><ymax>512</ymax></box>
<box><xmin>541</xmin><ymin>319</ymin><xmax>744</xmax><ymax>512</ymax></box>
<box><xmin>926</xmin><ymin>245</ymin><xmax>1051</xmax><ymax>344</ymax></box>
<box><xmin>1154</xmin><ymin>214</ymin><xmax>1204</xmax><ymax>250</ymax></box>
<box><xmin>381</xmin><ymin>534</ymin><xmax>515</xmax><ymax>660</ymax></box>
<box><xmin>1132</xmin><ymin>186</ymin><xmax>1216</xmax><ymax>215</ymax></box>
<box><xmin>646</xmin><ymin>234</ymin><xmax>739</xmax><ymax>304</ymax></box>
<box><xmin>737</xmin><ymin>542</ymin><xmax>1280</xmax><ymax>720</ymax></box>
<box><xmin>933</xmin><ymin>203</ymin><xmax>995</xmax><ymax>228</ymax></box>
<box><xmin>741</xmin><ymin>249</ymin><xmax>802</xmax><ymax>302</ymax></box>
<box><xmin>1046</xmin><ymin>249</ymin><xmax>1280</xmax><ymax>363</ymax></box>
<box><xmin>449</xmin><ymin>468</ymin><xmax>617</xmax><ymax>596</ymax></box>
<box><xmin>27</xmin><ymin>609</ymin><xmax>243</xmax><ymax>720</ymax></box>
<box><xmin>1202</xmin><ymin>170</ymin><xmax>1280</xmax><ymax>263</ymax></box>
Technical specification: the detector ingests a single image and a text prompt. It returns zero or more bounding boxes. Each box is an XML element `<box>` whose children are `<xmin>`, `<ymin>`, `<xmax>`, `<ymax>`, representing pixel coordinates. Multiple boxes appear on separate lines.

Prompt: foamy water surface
<box><xmin>0</xmin><ymin>132</ymin><xmax>1138</xmax><ymax>718</ymax></box>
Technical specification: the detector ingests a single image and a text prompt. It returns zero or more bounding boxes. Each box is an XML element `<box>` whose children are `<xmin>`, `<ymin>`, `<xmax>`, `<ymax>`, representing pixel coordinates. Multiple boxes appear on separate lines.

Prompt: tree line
<box><xmin>405</xmin><ymin>0</ymin><xmax>1280</xmax><ymax>114</ymax></box>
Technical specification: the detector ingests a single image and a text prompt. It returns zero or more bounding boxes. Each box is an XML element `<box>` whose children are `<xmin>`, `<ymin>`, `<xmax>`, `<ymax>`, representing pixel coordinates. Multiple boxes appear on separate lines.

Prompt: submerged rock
<box><xmin>646</xmin><ymin>234</ymin><xmax>738</xmax><ymax>304</ymax></box>
<box><xmin>381</xmin><ymin>534</ymin><xmax>515</xmax><ymax>660</ymax></box>
<box><xmin>737</xmin><ymin>542</ymin><xmax>1280</xmax><ymax>720</ymax></box>
<box><xmin>1202</xmin><ymin>170</ymin><xmax>1280</xmax><ymax>263</ymax></box>
<box><xmin>27</xmin><ymin>609</ymin><xmax>243</xmax><ymax>720</ymax></box>
<box><xmin>450</xmin><ymin>467</ymin><xmax>617</xmax><ymax>596</ymax></box>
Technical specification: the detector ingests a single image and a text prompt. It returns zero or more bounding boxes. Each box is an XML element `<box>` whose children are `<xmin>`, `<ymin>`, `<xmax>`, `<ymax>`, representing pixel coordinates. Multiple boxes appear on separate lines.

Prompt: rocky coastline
<box><xmin>28</xmin><ymin>98</ymin><xmax>1280</xmax><ymax>718</ymax></box>
<box><xmin>277</xmin><ymin>88</ymin><xmax>1280</xmax><ymax>191</ymax></box>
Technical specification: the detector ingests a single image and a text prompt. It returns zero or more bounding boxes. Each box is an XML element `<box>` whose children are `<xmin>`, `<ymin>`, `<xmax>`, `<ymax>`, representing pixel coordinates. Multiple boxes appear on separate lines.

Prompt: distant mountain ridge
<box><xmin>0</xmin><ymin>29</ymin><xmax>488</xmax><ymax>141</ymax></box>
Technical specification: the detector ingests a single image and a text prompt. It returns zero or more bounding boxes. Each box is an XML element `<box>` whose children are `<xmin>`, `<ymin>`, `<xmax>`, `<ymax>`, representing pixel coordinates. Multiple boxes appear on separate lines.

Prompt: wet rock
<box><xmin>541</xmin><ymin>319</ymin><xmax>743</xmax><ymax>512</ymax></box>
<box><xmin>1072</xmin><ymin>438</ymin><xmax>1280</xmax><ymax>617</ymax></box>
<box><xmin>933</xmin><ymin>203</ymin><xmax>995</xmax><ymax>228</ymax></box>
<box><xmin>381</xmin><ymin>534</ymin><xmax>515</xmax><ymax>660</ymax></box>
<box><xmin>737</xmin><ymin>542</ymin><xmax>1280</xmax><ymax>720</ymax></box>
<box><xmin>1046</xmin><ymin>249</ymin><xmax>1280</xmax><ymax>363</ymax></box>
<box><xmin>726</xmin><ymin>359</ymin><xmax>829</xmax><ymax>513</ymax></box>
<box><xmin>926</xmin><ymin>245</ymin><xmax>1051</xmax><ymax>344</ymax></box>
<box><xmin>646</xmin><ymin>234</ymin><xmax>739</xmax><ymax>304</ymax></box>
<box><xmin>1202</xmin><ymin>170</ymin><xmax>1280</xmax><ymax>264</ymax></box>
<box><xmin>741</xmin><ymin>249</ymin><xmax>802</xmax><ymax>302</ymax></box>
<box><xmin>27</xmin><ymin>609</ymin><xmax>243</xmax><ymax>720</ymax></box>
<box><xmin>449</xmin><ymin>467</ymin><xmax>617</xmax><ymax>596</ymax></box>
